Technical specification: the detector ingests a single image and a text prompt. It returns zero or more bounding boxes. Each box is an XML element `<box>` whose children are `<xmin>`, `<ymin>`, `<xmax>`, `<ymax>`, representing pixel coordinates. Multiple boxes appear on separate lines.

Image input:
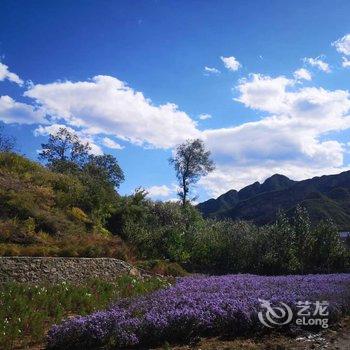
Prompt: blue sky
<box><xmin>1</xmin><ymin>0</ymin><xmax>350</xmax><ymax>201</ymax></box>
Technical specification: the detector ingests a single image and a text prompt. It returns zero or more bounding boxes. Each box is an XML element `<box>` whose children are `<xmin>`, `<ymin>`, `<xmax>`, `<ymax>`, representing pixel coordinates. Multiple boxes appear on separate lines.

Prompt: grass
<box><xmin>0</xmin><ymin>232</ymin><xmax>134</xmax><ymax>260</ymax></box>
<box><xmin>0</xmin><ymin>275</ymin><xmax>171</xmax><ymax>349</ymax></box>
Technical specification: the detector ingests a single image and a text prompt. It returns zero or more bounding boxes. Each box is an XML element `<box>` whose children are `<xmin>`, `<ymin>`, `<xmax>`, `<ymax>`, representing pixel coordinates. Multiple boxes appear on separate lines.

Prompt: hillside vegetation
<box><xmin>0</xmin><ymin>128</ymin><xmax>348</xmax><ymax>275</ymax></box>
<box><xmin>198</xmin><ymin>173</ymin><xmax>350</xmax><ymax>229</ymax></box>
<box><xmin>0</xmin><ymin>152</ymin><xmax>132</xmax><ymax>259</ymax></box>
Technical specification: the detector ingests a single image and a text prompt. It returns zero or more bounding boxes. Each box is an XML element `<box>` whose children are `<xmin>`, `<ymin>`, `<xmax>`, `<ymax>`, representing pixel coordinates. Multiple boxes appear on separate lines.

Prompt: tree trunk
<box><xmin>182</xmin><ymin>176</ymin><xmax>187</xmax><ymax>207</ymax></box>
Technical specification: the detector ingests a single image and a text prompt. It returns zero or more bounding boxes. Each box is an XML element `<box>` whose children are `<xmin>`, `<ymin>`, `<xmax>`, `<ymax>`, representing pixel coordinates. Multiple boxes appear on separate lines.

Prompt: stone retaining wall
<box><xmin>0</xmin><ymin>257</ymin><xmax>140</xmax><ymax>284</ymax></box>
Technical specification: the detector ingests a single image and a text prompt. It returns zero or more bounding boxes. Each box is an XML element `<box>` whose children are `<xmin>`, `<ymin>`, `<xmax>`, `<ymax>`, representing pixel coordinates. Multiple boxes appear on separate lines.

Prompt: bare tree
<box><xmin>170</xmin><ymin>139</ymin><xmax>215</xmax><ymax>206</ymax></box>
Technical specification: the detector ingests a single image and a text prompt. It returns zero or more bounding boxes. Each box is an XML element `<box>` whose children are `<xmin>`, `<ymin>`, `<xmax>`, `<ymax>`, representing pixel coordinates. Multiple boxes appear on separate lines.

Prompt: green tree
<box><xmin>259</xmin><ymin>212</ymin><xmax>299</xmax><ymax>274</ymax></box>
<box><xmin>79</xmin><ymin>155</ymin><xmax>125</xmax><ymax>225</ymax></box>
<box><xmin>169</xmin><ymin>139</ymin><xmax>215</xmax><ymax>206</ymax></box>
<box><xmin>39</xmin><ymin>127</ymin><xmax>90</xmax><ymax>172</ymax></box>
<box><xmin>310</xmin><ymin>220</ymin><xmax>347</xmax><ymax>272</ymax></box>
<box><xmin>39</xmin><ymin>128</ymin><xmax>125</xmax><ymax>226</ymax></box>
<box><xmin>293</xmin><ymin>205</ymin><xmax>313</xmax><ymax>273</ymax></box>
<box><xmin>84</xmin><ymin>154</ymin><xmax>124</xmax><ymax>188</ymax></box>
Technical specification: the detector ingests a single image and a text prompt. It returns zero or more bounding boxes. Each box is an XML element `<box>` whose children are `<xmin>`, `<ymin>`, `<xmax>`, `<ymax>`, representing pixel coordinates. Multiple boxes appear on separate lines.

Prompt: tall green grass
<box><xmin>0</xmin><ymin>275</ymin><xmax>171</xmax><ymax>349</ymax></box>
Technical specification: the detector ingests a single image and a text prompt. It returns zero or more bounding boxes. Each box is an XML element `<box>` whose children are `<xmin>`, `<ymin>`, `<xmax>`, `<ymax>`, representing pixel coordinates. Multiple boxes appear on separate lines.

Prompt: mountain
<box><xmin>197</xmin><ymin>172</ymin><xmax>350</xmax><ymax>229</ymax></box>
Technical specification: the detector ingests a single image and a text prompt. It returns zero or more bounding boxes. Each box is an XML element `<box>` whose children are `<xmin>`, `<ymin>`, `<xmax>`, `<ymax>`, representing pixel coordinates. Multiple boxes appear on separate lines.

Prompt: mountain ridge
<box><xmin>197</xmin><ymin>171</ymin><xmax>350</xmax><ymax>229</ymax></box>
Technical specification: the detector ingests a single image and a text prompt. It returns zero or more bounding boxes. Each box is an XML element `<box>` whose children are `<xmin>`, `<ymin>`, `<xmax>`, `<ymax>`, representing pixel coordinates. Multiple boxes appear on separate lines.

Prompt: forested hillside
<box><xmin>198</xmin><ymin>173</ymin><xmax>350</xmax><ymax>229</ymax></box>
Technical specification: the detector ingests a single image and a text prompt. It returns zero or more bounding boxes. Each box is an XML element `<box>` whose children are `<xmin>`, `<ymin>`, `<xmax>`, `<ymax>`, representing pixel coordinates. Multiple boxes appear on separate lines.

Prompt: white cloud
<box><xmin>204</xmin><ymin>66</ymin><xmax>220</xmax><ymax>75</ymax></box>
<box><xmin>34</xmin><ymin>123</ymin><xmax>103</xmax><ymax>155</ymax></box>
<box><xmin>102</xmin><ymin>137</ymin><xmax>124</xmax><ymax>150</ymax></box>
<box><xmin>146</xmin><ymin>185</ymin><xmax>172</xmax><ymax>198</ymax></box>
<box><xmin>235</xmin><ymin>74</ymin><xmax>294</xmax><ymax>114</ymax></box>
<box><xmin>84</xmin><ymin>141</ymin><xmax>103</xmax><ymax>155</ymax></box>
<box><xmin>332</xmin><ymin>33</ymin><xmax>350</xmax><ymax>56</ymax></box>
<box><xmin>294</xmin><ymin>68</ymin><xmax>312</xmax><ymax>81</ymax></box>
<box><xmin>199</xmin><ymin>73</ymin><xmax>350</xmax><ymax>196</ymax></box>
<box><xmin>0</xmin><ymin>62</ymin><xmax>23</xmax><ymax>86</ymax></box>
<box><xmin>200</xmin><ymin>163</ymin><xmax>350</xmax><ymax>198</ymax></box>
<box><xmin>24</xmin><ymin>75</ymin><xmax>200</xmax><ymax>149</ymax></box>
<box><xmin>304</xmin><ymin>57</ymin><xmax>331</xmax><ymax>73</ymax></box>
<box><xmin>235</xmin><ymin>74</ymin><xmax>350</xmax><ymax>125</ymax></box>
<box><xmin>220</xmin><ymin>56</ymin><xmax>241</xmax><ymax>71</ymax></box>
<box><xmin>1</xmin><ymin>60</ymin><xmax>350</xmax><ymax>201</ymax></box>
<box><xmin>199</xmin><ymin>113</ymin><xmax>212</xmax><ymax>120</ymax></box>
<box><xmin>0</xmin><ymin>95</ymin><xmax>45</xmax><ymax>124</ymax></box>
<box><xmin>201</xmin><ymin>120</ymin><xmax>349</xmax><ymax>196</ymax></box>
<box><xmin>34</xmin><ymin>123</ymin><xmax>76</xmax><ymax>136</ymax></box>
<box><xmin>342</xmin><ymin>56</ymin><xmax>350</xmax><ymax>68</ymax></box>
<box><xmin>167</xmin><ymin>197</ymin><xmax>180</xmax><ymax>203</ymax></box>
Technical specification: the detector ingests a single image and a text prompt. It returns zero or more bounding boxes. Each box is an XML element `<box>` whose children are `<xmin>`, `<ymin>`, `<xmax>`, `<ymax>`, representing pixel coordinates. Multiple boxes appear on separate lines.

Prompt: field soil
<box><xmin>155</xmin><ymin>316</ymin><xmax>350</xmax><ymax>350</ymax></box>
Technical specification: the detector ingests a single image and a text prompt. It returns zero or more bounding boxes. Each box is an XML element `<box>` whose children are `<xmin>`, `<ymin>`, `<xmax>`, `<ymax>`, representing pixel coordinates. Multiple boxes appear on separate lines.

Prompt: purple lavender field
<box><xmin>48</xmin><ymin>274</ymin><xmax>350</xmax><ymax>349</ymax></box>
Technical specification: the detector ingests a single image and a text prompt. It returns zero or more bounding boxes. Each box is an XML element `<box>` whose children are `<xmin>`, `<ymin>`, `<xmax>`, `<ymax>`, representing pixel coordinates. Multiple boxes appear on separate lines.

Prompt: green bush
<box><xmin>188</xmin><ymin>207</ymin><xmax>349</xmax><ymax>275</ymax></box>
<box><xmin>109</xmin><ymin>191</ymin><xmax>202</xmax><ymax>263</ymax></box>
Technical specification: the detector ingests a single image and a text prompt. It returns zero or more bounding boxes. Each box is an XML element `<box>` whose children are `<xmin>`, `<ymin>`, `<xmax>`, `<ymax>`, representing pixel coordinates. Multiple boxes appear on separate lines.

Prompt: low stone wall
<box><xmin>0</xmin><ymin>257</ymin><xmax>140</xmax><ymax>284</ymax></box>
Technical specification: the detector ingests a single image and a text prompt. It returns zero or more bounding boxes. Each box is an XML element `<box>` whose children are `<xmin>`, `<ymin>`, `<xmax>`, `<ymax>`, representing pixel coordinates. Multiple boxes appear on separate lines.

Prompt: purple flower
<box><xmin>47</xmin><ymin>273</ymin><xmax>350</xmax><ymax>349</ymax></box>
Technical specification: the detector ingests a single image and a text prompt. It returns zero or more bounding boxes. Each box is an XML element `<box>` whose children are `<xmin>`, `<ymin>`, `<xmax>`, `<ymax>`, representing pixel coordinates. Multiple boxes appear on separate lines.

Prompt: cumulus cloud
<box><xmin>24</xmin><ymin>75</ymin><xmax>200</xmax><ymax>149</ymax></box>
<box><xmin>200</xmin><ymin>73</ymin><xmax>350</xmax><ymax>196</ymax></box>
<box><xmin>34</xmin><ymin>123</ymin><xmax>103</xmax><ymax>155</ymax></box>
<box><xmin>0</xmin><ymin>95</ymin><xmax>45</xmax><ymax>124</ymax></box>
<box><xmin>235</xmin><ymin>74</ymin><xmax>350</xmax><ymax>126</ymax></box>
<box><xmin>304</xmin><ymin>57</ymin><xmax>331</xmax><ymax>73</ymax></box>
<box><xmin>332</xmin><ymin>34</ymin><xmax>350</xmax><ymax>69</ymax></box>
<box><xmin>0</xmin><ymin>62</ymin><xmax>23</xmax><ymax>85</ymax></box>
<box><xmin>342</xmin><ymin>56</ymin><xmax>350</xmax><ymax>68</ymax></box>
<box><xmin>146</xmin><ymin>185</ymin><xmax>172</xmax><ymax>198</ymax></box>
<box><xmin>235</xmin><ymin>74</ymin><xmax>293</xmax><ymax>114</ymax></box>
<box><xmin>204</xmin><ymin>66</ymin><xmax>220</xmax><ymax>75</ymax></box>
<box><xmin>200</xmin><ymin>163</ymin><xmax>349</xmax><ymax>198</ymax></box>
<box><xmin>34</xmin><ymin>123</ymin><xmax>76</xmax><ymax>136</ymax></box>
<box><xmin>1</xmin><ymin>62</ymin><xmax>350</xmax><ymax>200</ymax></box>
<box><xmin>332</xmin><ymin>33</ymin><xmax>350</xmax><ymax>56</ymax></box>
<box><xmin>102</xmin><ymin>137</ymin><xmax>124</xmax><ymax>150</ymax></box>
<box><xmin>294</xmin><ymin>68</ymin><xmax>312</xmax><ymax>81</ymax></box>
<box><xmin>199</xmin><ymin>113</ymin><xmax>212</xmax><ymax>120</ymax></box>
<box><xmin>220</xmin><ymin>56</ymin><xmax>241</xmax><ymax>71</ymax></box>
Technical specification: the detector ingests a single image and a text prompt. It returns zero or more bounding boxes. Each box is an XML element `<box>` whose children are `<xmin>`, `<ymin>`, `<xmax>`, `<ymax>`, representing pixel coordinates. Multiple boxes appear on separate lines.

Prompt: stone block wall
<box><xmin>0</xmin><ymin>257</ymin><xmax>140</xmax><ymax>284</ymax></box>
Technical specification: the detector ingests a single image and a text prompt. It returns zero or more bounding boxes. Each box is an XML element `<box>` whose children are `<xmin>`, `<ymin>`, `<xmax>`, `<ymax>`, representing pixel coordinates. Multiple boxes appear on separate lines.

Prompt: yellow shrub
<box><xmin>70</xmin><ymin>207</ymin><xmax>91</xmax><ymax>223</ymax></box>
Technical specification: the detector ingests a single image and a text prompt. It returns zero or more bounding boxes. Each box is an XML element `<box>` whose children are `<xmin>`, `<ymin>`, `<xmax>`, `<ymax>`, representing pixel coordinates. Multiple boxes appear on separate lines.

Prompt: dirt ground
<box><xmin>155</xmin><ymin>317</ymin><xmax>350</xmax><ymax>350</ymax></box>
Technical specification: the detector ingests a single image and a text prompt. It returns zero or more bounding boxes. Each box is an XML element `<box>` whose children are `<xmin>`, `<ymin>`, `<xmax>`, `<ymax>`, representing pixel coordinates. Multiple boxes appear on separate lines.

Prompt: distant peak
<box><xmin>264</xmin><ymin>174</ymin><xmax>291</xmax><ymax>182</ymax></box>
<box><xmin>260</xmin><ymin>174</ymin><xmax>295</xmax><ymax>193</ymax></box>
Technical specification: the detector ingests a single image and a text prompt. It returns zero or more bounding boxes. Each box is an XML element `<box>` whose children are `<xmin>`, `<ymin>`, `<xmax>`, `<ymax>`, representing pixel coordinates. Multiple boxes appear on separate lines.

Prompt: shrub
<box><xmin>136</xmin><ymin>260</ymin><xmax>188</xmax><ymax>277</ymax></box>
<box><xmin>109</xmin><ymin>192</ymin><xmax>202</xmax><ymax>263</ymax></box>
<box><xmin>70</xmin><ymin>207</ymin><xmax>91</xmax><ymax>223</ymax></box>
<box><xmin>188</xmin><ymin>209</ymin><xmax>348</xmax><ymax>275</ymax></box>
